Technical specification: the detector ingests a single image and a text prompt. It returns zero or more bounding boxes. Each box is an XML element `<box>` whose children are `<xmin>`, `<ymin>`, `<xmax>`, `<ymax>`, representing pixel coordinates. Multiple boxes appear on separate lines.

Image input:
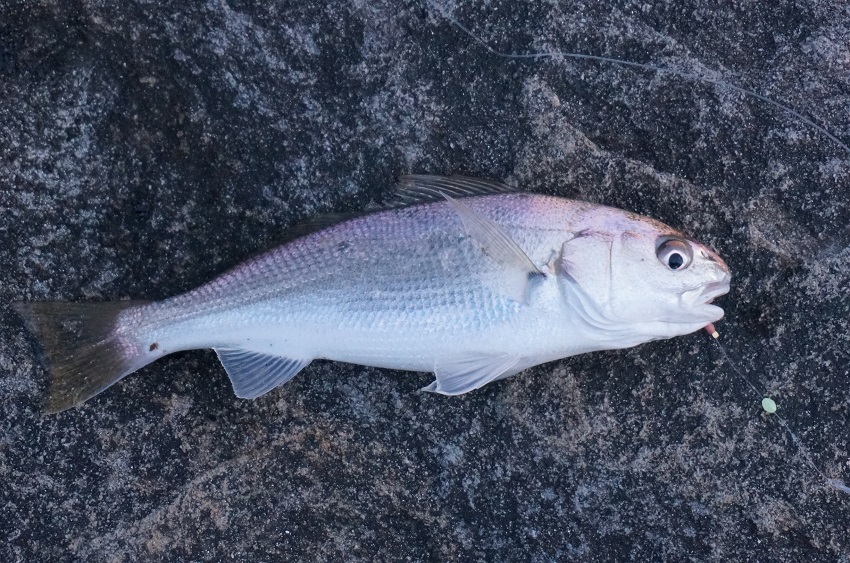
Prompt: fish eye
<box><xmin>655</xmin><ymin>238</ymin><xmax>693</xmax><ymax>270</ymax></box>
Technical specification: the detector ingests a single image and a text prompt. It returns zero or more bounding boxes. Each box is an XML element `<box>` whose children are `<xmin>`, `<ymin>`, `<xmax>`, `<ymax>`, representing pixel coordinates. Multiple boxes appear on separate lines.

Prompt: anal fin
<box><xmin>423</xmin><ymin>352</ymin><xmax>523</xmax><ymax>395</ymax></box>
<box><xmin>214</xmin><ymin>348</ymin><xmax>311</xmax><ymax>399</ymax></box>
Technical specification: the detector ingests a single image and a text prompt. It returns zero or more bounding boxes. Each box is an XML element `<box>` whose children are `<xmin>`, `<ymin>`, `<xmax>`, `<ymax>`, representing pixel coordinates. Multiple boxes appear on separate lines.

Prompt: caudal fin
<box><xmin>12</xmin><ymin>300</ymin><xmax>153</xmax><ymax>413</ymax></box>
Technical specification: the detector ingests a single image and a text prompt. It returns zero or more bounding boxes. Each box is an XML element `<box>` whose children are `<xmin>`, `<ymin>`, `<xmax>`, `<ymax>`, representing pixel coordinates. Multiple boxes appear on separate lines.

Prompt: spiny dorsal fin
<box><xmin>273</xmin><ymin>176</ymin><xmax>519</xmax><ymax>245</ymax></box>
<box><xmin>275</xmin><ymin>176</ymin><xmax>518</xmax><ymax>244</ymax></box>
<box><xmin>391</xmin><ymin>175</ymin><xmax>518</xmax><ymax>207</ymax></box>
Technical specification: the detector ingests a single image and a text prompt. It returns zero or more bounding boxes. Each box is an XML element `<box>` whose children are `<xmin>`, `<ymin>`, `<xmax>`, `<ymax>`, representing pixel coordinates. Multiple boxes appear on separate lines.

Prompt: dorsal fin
<box><xmin>275</xmin><ymin>175</ymin><xmax>519</xmax><ymax>244</ymax></box>
<box><xmin>391</xmin><ymin>175</ymin><xmax>518</xmax><ymax>207</ymax></box>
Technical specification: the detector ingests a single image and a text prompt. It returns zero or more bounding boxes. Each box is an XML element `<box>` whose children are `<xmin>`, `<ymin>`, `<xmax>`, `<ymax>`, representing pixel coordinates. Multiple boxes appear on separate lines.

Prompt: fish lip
<box><xmin>680</xmin><ymin>273</ymin><xmax>730</xmax><ymax>311</ymax></box>
<box><xmin>698</xmin><ymin>270</ymin><xmax>732</xmax><ymax>303</ymax></box>
<box><xmin>700</xmin><ymin>279</ymin><xmax>731</xmax><ymax>303</ymax></box>
<box><xmin>697</xmin><ymin>302</ymin><xmax>726</xmax><ymax>324</ymax></box>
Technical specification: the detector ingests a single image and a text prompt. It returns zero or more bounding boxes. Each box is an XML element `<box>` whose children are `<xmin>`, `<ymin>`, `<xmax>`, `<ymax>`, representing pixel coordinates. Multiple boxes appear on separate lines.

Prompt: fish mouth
<box><xmin>700</xmin><ymin>273</ymin><xmax>731</xmax><ymax>304</ymax></box>
<box><xmin>677</xmin><ymin>272</ymin><xmax>731</xmax><ymax>324</ymax></box>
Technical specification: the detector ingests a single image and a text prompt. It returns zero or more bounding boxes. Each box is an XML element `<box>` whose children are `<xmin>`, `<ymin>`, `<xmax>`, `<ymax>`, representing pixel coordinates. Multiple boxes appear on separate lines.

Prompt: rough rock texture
<box><xmin>2</xmin><ymin>0</ymin><xmax>849</xmax><ymax>560</ymax></box>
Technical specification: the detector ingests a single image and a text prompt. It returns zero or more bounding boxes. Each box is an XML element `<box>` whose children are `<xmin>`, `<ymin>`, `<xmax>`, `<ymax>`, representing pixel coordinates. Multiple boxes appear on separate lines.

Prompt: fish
<box><xmin>13</xmin><ymin>175</ymin><xmax>731</xmax><ymax>413</ymax></box>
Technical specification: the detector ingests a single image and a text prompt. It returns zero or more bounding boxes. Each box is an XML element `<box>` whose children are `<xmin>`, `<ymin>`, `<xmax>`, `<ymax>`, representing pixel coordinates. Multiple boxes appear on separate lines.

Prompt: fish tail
<box><xmin>12</xmin><ymin>300</ymin><xmax>155</xmax><ymax>413</ymax></box>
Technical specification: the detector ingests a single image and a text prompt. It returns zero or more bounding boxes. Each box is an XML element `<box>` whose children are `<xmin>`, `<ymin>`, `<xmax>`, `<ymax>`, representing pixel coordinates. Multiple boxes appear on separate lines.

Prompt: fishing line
<box><xmin>426</xmin><ymin>0</ymin><xmax>850</xmax><ymax>155</ymax></box>
<box><xmin>429</xmin><ymin>1</ymin><xmax>850</xmax><ymax>494</ymax></box>
<box><xmin>705</xmin><ymin>324</ymin><xmax>850</xmax><ymax>495</ymax></box>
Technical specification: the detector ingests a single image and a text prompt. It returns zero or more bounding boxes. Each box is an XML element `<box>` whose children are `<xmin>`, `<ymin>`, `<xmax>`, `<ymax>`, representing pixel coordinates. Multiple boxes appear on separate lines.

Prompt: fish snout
<box><xmin>697</xmin><ymin>243</ymin><xmax>730</xmax><ymax>274</ymax></box>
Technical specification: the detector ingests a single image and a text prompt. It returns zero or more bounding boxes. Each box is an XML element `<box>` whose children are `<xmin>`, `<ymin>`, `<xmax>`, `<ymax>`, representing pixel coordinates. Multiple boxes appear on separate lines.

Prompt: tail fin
<box><xmin>12</xmin><ymin>300</ymin><xmax>153</xmax><ymax>413</ymax></box>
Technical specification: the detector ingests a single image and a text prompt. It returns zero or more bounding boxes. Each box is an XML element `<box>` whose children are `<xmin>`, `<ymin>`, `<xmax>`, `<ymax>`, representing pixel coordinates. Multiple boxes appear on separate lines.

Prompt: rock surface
<box><xmin>2</xmin><ymin>0</ymin><xmax>849</xmax><ymax>560</ymax></box>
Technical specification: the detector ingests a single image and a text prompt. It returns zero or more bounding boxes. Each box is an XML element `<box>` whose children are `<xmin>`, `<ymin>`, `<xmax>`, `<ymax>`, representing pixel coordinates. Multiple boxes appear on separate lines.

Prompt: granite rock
<box><xmin>1</xmin><ymin>0</ymin><xmax>849</xmax><ymax>560</ymax></box>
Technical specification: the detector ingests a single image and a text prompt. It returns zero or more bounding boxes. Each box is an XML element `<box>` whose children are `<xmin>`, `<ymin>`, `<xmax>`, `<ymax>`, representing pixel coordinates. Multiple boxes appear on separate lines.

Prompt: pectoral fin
<box><xmin>444</xmin><ymin>195</ymin><xmax>544</xmax><ymax>303</ymax></box>
<box><xmin>422</xmin><ymin>352</ymin><xmax>524</xmax><ymax>395</ymax></box>
<box><xmin>214</xmin><ymin>349</ymin><xmax>311</xmax><ymax>399</ymax></box>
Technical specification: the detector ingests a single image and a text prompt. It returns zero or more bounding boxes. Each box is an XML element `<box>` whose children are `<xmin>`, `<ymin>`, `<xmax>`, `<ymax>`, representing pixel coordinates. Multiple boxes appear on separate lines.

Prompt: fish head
<box><xmin>559</xmin><ymin>208</ymin><xmax>731</xmax><ymax>342</ymax></box>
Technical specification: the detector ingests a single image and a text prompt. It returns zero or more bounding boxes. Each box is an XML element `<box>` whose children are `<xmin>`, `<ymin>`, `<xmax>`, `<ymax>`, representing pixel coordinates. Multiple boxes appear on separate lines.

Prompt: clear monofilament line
<box><xmin>707</xmin><ymin>329</ymin><xmax>849</xmax><ymax>495</ymax></box>
<box><xmin>427</xmin><ymin>0</ymin><xmax>850</xmax><ymax>155</ymax></box>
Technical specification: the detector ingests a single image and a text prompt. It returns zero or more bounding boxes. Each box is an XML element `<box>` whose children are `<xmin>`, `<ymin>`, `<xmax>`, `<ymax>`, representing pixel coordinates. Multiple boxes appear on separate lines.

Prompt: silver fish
<box><xmin>14</xmin><ymin>175</ymin><xmax>731</xmax><ymax>413</ymax></box>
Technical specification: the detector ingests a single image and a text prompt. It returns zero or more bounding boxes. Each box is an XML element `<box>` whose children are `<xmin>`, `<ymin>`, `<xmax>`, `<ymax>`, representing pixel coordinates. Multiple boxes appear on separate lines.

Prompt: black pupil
<box><xmin>668</xmin><ymin>252</ymin><xmax>684</xmax><ymax>269</ymax></box>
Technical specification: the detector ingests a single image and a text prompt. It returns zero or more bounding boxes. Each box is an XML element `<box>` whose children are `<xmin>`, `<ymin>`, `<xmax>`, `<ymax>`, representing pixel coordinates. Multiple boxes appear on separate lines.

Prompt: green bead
<box><xmin>761</xmin><ymin>397</ymin><xmax>777</xmax><ymax>413</ymax></box>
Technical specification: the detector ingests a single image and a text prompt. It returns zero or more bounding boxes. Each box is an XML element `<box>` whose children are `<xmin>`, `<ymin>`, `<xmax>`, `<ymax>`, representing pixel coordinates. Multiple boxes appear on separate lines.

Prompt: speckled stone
<box><xmin>2</xmin><ymin>1</ymin><xmax>849</xmax><ymax>560</ymax></box>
